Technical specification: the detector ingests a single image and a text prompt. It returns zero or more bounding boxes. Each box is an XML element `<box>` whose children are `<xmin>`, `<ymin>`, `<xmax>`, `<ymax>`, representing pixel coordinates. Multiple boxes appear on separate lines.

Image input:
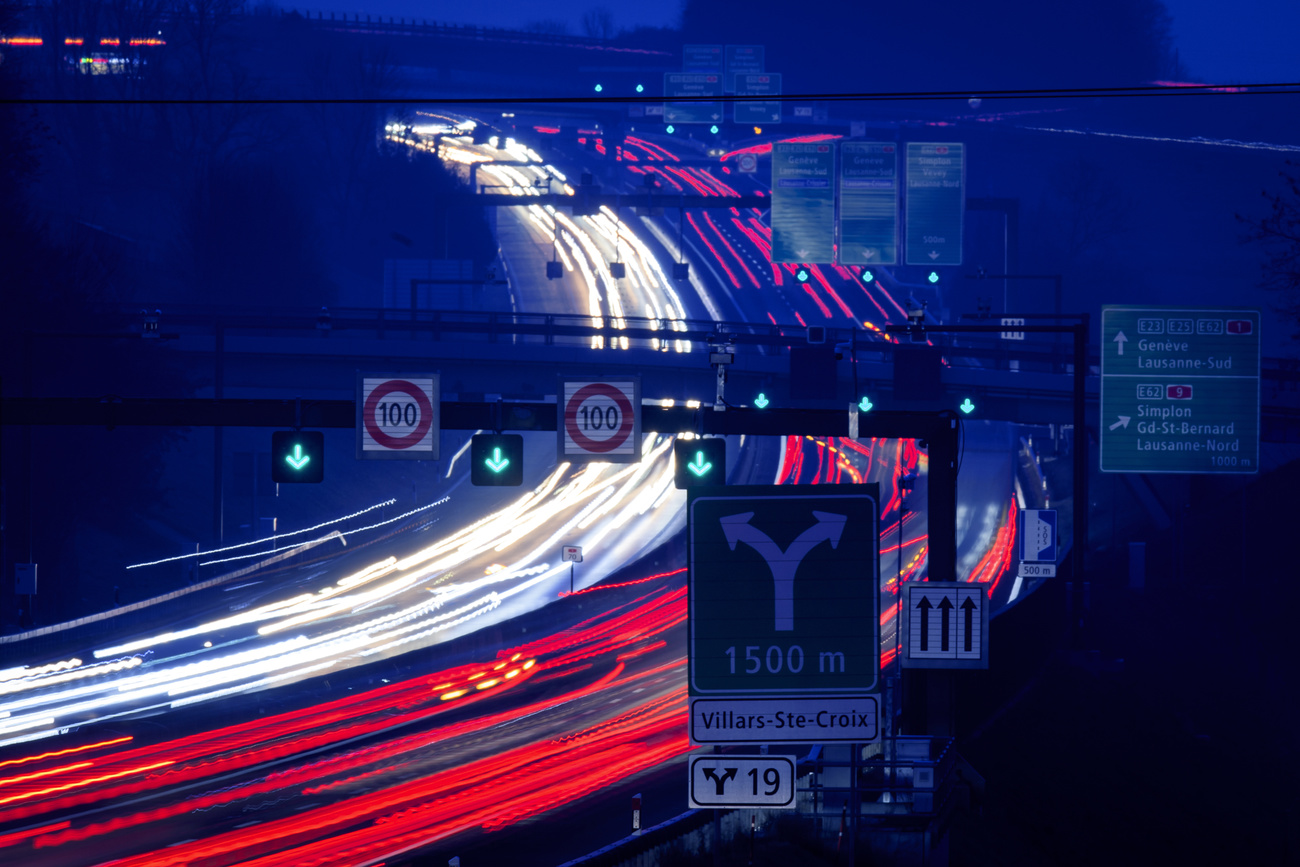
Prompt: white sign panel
<box><xmin>357</xmin><ymin>374</ymin><xmax>439</xmax><ymax>460</ymax></box>
<box><xmin>1000</xmin><ymin>318</ymin><xmax>1025</xmax><ymax>340</ymax></box>
<box><xmin>558</xmin><ymin>377</ymin><xmax>641</xmax><ymax>464</ymax></box>
<box><xmin>901</xmin><ymin>582</ymin><xmax>988</xmax><ymax>669</ymax></box>
<box><xmin>689</xmin><ymin>755</ymin><xmax>796</xmax><ymax>809</ymax></box>
<box><xmin>690</xmin><ymin>696</ymin><xmax>879</xmax><ymax>744</ymax></box>
<box><xmin>562</xmin><ymin>546</ymin><xmax>584</xmax><ymax>562</ymax></box>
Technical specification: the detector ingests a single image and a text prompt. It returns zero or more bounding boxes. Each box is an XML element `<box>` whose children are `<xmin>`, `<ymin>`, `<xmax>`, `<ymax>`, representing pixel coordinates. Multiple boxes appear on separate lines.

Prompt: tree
<box><xmin>1239</xmin><ymin>160</ymin><xmax>1300</xmax><ymax>339</ymax></box>
<box><xmin>581</xmin><ymin>7</ymin><xmax>616</xmax><ymax>40</ymax></box>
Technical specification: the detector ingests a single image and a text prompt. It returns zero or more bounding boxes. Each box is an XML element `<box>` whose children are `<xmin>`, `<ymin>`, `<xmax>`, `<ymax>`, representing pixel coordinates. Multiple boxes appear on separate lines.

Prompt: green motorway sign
<box><xmin>734</xmin><ymin>73</ymin><xmax>782</xmax><ymax>124</ymax></box>
<box><xmin>682</xmin><ymin>44</ymin><xmax>723</xmax><ymax>73</ymax></box>
<box><xmin>1097</xmin><ymin>308</ymin><xmax>1258</xmax><ymax>475</ymax></box>
<box><xmin>771</xmin><ymin>141</ymin><xmax>836</xmax><ymax>264</ymax></box>
<box><xmin>664</xmin><ymin>73</ymin><xmax>724</xmax><ymax>124</ymax></box>
<box><xmin>839</xmin><ymin>142</ymin><xmax>898</xmax><ymax>265</ymax></box>
<box><xmin>1101</xmin><ymin>306</ymin><xmax>1260</xmax><ymax>474</ymax></box>
<box><xmin>688</xmin><ymin>485</ymin><xmax>880</xmax><ymax>696</ymax></box>
<box><xmin>725</xmin><ymin>44</ymin><xmax>764</xmax><ymax>92</ymax></box>
<box><xmin>905</xmin><ymin>142</ymin><xmax>964</xmax><ymax>266</ymax></box>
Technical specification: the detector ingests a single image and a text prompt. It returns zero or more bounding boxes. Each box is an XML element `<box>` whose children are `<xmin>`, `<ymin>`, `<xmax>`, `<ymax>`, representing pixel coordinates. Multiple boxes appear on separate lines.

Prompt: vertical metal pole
<box><xmin>1072</xmin><ymin>318</ymin><xmax>1088</xmax><ymax>636</ymax></box>
<box><xmin>848</xmin><ymin>743</ymin><xmax>857</xmax><ymax>866</ymax></box>
<box><xmin>213</xmin><ymin>321</ymin><xmax>225</xmax><ymax>544</ymax></box>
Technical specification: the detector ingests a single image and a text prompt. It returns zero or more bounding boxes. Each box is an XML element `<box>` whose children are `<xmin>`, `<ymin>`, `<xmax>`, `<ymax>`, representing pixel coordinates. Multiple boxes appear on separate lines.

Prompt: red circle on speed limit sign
<box><xmin>363</xmin><ymin>379</ymin><xmax>434</xmax><ymax>449</ymax></box>
<box><xmin>564</xmin><ymin>383</ymin><xmax>635</xmax><ymax>454</ymax></box>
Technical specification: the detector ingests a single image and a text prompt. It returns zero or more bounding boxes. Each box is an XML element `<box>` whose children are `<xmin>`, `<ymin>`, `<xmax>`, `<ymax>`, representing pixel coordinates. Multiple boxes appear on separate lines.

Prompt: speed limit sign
<box><xmin>558</xmin><ymin>377</ymin><xmax>641</xmax><ymax>464</ymax></box>
<box><xmin>357</xmin><ymin>373</ymin><xmax>439</xmax><ymax>460</ymax></box>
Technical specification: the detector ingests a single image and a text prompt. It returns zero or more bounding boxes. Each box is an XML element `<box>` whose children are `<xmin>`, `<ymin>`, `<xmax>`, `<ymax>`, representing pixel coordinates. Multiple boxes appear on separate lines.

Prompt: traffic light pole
<box><xmin>886</xmin><ymin>317</ymin><xmax>1091</xmax><ymax>642</ymax></box>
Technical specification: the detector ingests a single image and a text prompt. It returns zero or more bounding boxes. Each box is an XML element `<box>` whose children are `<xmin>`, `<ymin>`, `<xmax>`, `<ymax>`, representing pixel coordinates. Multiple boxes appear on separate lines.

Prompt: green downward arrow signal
<box><xmin>284</xmin><ymin>444</ymin><xmax>311</xmax><ymax>470</ymax></box>
<box><xmin>484</xmin><ymin>447</ymin><xmax>510</xmax><ymax>473</ymax></box>
<box><xmin>959</xmin><ymin>398</ymin><xmax>976</xmax><ymax>414</ymax></box>
<box><xmin>687</xmin><ymin>451</ymin><xmax>713</xmax><ymax>477</ymax></box>
<box><xmin>858</xmin><ymin>396</ymin><xmax>874</xmax><ymax>412</ymax></box>
<box><xmin>754</xmin><ymin>393</ymin><xmax>770</xmax><ymax>409</ymax></box>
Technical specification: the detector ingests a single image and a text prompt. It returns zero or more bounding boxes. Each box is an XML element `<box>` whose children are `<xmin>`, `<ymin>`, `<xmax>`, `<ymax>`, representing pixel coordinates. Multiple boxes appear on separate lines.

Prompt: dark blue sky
<box><xmin>276</xmin><ymin>1</ymin><xmax>1300</xmax><ymax>83</ymax></box>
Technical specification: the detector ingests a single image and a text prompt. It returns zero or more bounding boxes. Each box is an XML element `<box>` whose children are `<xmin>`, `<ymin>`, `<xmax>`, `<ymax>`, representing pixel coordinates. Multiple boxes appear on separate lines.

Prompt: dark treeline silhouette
<box><xmin>0</xmin><ymin>1</ymin><xmax>495</xmax><ymax>623</ymax></box>
<box><xmin>681</xmin><ymin>0</ymin><xmax>1186</xmax><ymax>92</ymax></box>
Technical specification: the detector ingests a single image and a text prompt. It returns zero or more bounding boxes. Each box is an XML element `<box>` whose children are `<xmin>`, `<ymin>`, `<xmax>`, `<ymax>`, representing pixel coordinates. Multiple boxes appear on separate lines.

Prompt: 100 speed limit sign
<box><xmin>357</xmin><ymin>374</ymin><xmax>439</xmax><ymax>460</ymax></box>
<box><xmin>558</xmin><ymin>378</ymin><xmax>641</xmax><ymax>464</ymax></box>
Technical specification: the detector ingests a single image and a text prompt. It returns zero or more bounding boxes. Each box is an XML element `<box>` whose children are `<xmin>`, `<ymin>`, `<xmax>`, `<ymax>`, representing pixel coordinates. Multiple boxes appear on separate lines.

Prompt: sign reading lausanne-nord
<box><xmin>688</xmin><ymin>485</ymin><xmax>880</xmax><ymax>744</ymax></box>
<box><xmin>905</xmin><ymin>142</ymin><xmax>964</xmax><ymax>266</ymax></box>
<box><xmin>724</xmin><ymin>44</ymin><xmax>764</xmax><ymax>92</ymax></box>
<box><xmin>771</xmin><ymin>142</ymin><xmax>836</xmax><ymax>264</ymax></box>
<box><xmin>839</xmin><ymin>142</ymin><xmax>899</xmax><ymax>265</ymax></box>
<box><xmin>1100</xmin><ymin>306</ymin><xmax>1259</xmax><ymax>474</ymax></box>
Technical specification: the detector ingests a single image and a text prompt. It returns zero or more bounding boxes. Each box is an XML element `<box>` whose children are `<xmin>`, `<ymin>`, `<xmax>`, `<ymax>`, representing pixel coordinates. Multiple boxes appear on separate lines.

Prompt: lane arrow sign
<box><xmin>1113</xmin><ymin>331</ymin><xmax>1128</xmax><ymax>355</ymax></box>
<box><xmin>688</xmin><ymin>450</ymin><xmax>713</xmax><ymax>477</ymax></box>
<box><xmin>939</xmin><ymin>596</ymin><xmax>953</xmax><ymax>652</ymax></box>
<box><xmin>858</xmin><ymin>396</ymin><xmax>874</xmax><ymax>412</ymax></box>
<box><xmin>753</xmin><ymin>393</ymin><xmax>770</xmax><ymax>409</ymax></box>
<box><xmin>959</xmin><ymin>398</ymin><xmax>975</xmax><ymax>414</ymax></box>
<box><xmin>485</xmin><ymin>447</ymin><xmax>510</xmax><ymax>472</ymax></box>
<box><xmin>961</xmin><ymin>597</ymin><xmax>977</xmax><ymax>652</ymax></box>
<box><xmin>1109</xmin><ymin>416</ymin><xmax>1131</xmax><ymax>431</ymax></box>
<box><xmin>285</xmin><ymin>444</ymin><xmax>311</xmax><ymax>470</ymax></box>
<box><xmin>928</xmin><ymin>250</ymin><xmax>939</xmax><ymax>260</ymax></box>
<box><xmin>796</xmin><ymin>249</ymin><xmax>810</xmax><ymax>258</ymax></box>
<box><xmin>918</xmin><ymin>596</ymin><xmax>932</xmax><ymax>651</ymax></box>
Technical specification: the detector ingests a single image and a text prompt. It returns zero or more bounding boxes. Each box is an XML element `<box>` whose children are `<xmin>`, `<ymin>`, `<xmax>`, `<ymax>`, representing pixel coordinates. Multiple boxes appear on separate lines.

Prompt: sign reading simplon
<box><xmin>771</xmin><ymin>142</ymin><xmax>836</xmax><ymax>264</ymax></box>
<box><xmin>688</xmin><ymin>484</ymin><xmax>880</xmax><ymax>743</ymax></box>
<box><xmin>724</xmin><ymin>44</ymin><xmax>764</xmax><ymax>92</ymax></box>
<box><xmin>905</xmin><ymin>142</ymin><xmax>964</xmax><ymax>266</ymax></box>
<box><xmin>734</xmin><ymin>73</ymin><xmax>782</xmax><ymax>125</ymax></box>
<box><xmin>839</xmin><ymin>142</ymin><xmax>898</xmax><ymax>266</ymax></box>
<box><xmin>1100</xmin><ymin>306</ymin><xmax>1260</xmax><ymax>474</ymax></box>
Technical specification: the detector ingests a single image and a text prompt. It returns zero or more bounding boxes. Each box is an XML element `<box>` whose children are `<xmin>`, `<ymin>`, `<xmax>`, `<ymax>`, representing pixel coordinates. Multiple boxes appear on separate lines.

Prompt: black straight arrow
<box><xmin>962</xmin><ymin>597</ymin><xmax>977</xmax><ymax>652</ymax></box>
<box><xmin>939</xmin><ymin>596</ymin><xmax>954</xmax><ymax>652</ymax></box>
<box><xmin>917</xmin><ymin>596</ymin><xmax>932</xmax><ymax>651</ymax></box>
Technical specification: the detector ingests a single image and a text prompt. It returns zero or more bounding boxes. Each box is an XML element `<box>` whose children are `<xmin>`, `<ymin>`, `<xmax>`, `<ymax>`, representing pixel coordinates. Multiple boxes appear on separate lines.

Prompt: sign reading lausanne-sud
<box><xmin>682</xmin><ymin>43</ymin><xmax>723</xmax><ymax>73</ymax></box>
<box><xmin>664</xmin><ymin>73</ymin><xmax>724</xmax><ymax>124</ymax></box>
<box><xmin>771</xmin><ymin>142</ymin><xmax>836</xmax><ymax>264</ymax></box>
<box><xmin>1100</xmin><ymin>306</ymin><xmax>1259</xmax><ymax>474</ymax></box>
<box><xmin>734</xmin><ymin>73</ymin><xmax>782</xmax><ymax>124</ymax></box>
<box><xmin>688</xmin><ymin>485</ymin><xmax>880</xmax><ymax>743</ymax></box>
<box><xmin>905</xmin><ymin>142</ymin><xmax>964</xmax><ymax>266</ymax></box>
<box><xmin>839</xmin><ymin>142</ymin><xmax>898</xmax><ymax>265</ymax></box>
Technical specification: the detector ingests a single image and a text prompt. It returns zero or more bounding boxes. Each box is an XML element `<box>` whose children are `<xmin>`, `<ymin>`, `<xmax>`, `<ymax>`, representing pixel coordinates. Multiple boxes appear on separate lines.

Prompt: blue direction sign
<box><xmin>839</xmin><ymin>142</ymin><xmax>898</xmax><ymax>265</ymax></box>
<box><xmin>664</xmin><ymin>73</ymin><xmax>724</xmax><ymax>124</ymax></box>
<box><xmin>1017</xmin><ymin>509</ymin><xmax>1057</xmax><ymax>578</ymax></box>
<box><xmin>771</xmin><ymin>141</ymin><xmax>836</xmax><ymax>264</ymax></box>
<box><xmin>1100</xmin><ymin>306</ymin><xmax>1260</xmax><ymax>474</ymax></box>
<box><xmin>734</xmin><ymin>73</ymin><xmax>782</xmax><ymax>124</ymax></box>
<box><xmin>682</xmin><ymin>43</ymin><xmax>723</xmax><ymax>73</ymax></box>
<box><xmin>724</xmin><ymin>44</ymin><xmax>764</xmax><ymax>92</ymax></box>
<box><xmin>905</xmin><ymin>142</ymin><xmax>965</xmax><ymax>266</ymax></box>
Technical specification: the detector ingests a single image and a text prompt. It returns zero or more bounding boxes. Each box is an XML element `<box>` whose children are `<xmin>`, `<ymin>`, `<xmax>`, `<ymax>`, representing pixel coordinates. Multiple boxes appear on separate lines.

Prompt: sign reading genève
<box><xmin>1100</xmin><ymin>306</ymin><xmax>1259</xmax><ymax>474</ymax></box>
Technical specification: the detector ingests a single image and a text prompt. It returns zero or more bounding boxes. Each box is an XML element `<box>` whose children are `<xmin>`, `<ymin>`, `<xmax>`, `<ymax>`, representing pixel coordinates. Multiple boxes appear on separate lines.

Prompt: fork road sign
<box><xmin>689</xmin><ymin>754</ymin><xmax>795</xmax><ymax>809</ymax></box>
<box><xmin>688</xmin><ymin>485</ymin><xmax>880</xmax><ymax>696</ymax></box>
